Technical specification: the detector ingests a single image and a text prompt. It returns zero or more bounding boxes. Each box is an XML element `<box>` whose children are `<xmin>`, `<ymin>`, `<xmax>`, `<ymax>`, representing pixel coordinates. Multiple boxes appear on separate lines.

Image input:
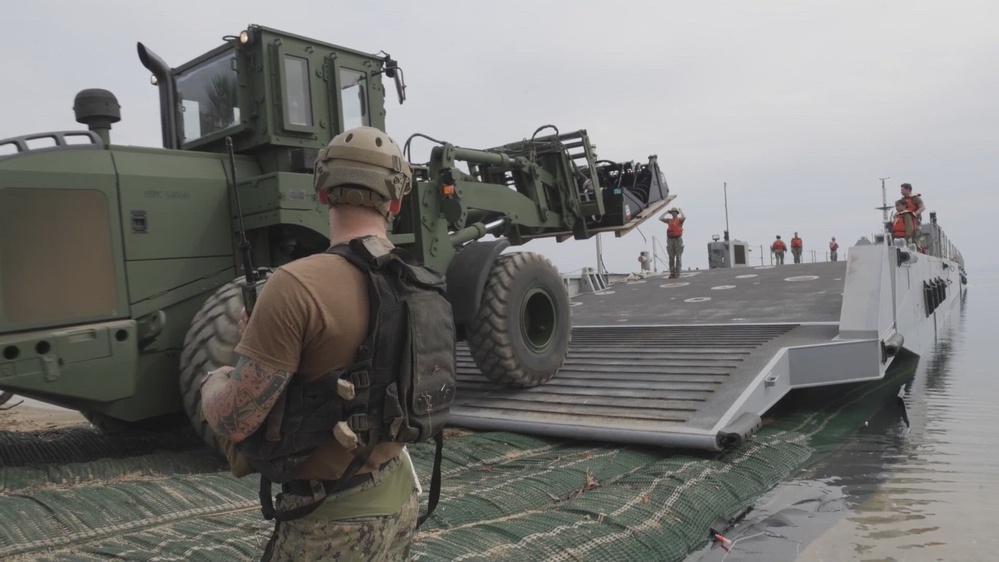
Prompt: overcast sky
<box><xmin>3</xmin><ymin>1</ymin><xmax>995</xmax><ymax>276</ymax></box>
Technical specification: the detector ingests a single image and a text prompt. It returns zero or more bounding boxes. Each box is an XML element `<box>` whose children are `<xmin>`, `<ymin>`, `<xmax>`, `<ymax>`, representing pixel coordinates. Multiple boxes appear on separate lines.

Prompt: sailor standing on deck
<box><xmin>790</xmin><ymin>232</ymin><xmax>803</xmax><ymax>264</ymax></box>
<box><xmin>900</xmin><ymin>183</ymin><xmax>925</xmax><ymax>222</ymax></box>
<box><xmin>771</xmin><ymin>235</ymin><xmax>787</xmax><ymax>265</ymax></box>
<box><xmin>891</xmin><ymin>199</ymin><xmax>918</xmax><ymax>246</ymax></box>
<box><xmin>900</xmin><ymin>183</ymin><xmax>926</xmax><ymax>251</ymax></box>
<box><xmin>829</xmin><ymin>237</ymin><xmax>839</xmax><ymax>261</ymax></box>
<box><xmin>658</xmin><ymin>207</ymin><xmax>685</xmax><ymax>278</ymax></box>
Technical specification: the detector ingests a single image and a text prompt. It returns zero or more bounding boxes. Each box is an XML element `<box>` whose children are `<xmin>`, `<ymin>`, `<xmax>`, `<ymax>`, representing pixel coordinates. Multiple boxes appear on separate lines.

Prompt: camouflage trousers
<box><xmin>791</xmin><ymin>247</ymin><xmax>802</xmax><ymax>264</ymax></box>
<box><xmin>667</xmin><ymin>237</ymin><xmax>684</xmax><ymax>277</ymax></box>
<box><xmin>259</xmin><ymin>489</ymin><xmax>419</xmax><ymax>561</ymax></box>
<box><xmin>830</xmin><ymin>250</ymin><xmax>838</xmax><ymax>261</ymax></box>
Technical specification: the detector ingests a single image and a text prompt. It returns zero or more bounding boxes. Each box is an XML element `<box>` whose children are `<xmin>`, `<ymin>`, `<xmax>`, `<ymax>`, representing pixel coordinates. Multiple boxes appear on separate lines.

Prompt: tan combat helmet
<box><xmin>313</xmin><ymin>126</ymin><xmax>414</xmax><ymax>219</ymax></box>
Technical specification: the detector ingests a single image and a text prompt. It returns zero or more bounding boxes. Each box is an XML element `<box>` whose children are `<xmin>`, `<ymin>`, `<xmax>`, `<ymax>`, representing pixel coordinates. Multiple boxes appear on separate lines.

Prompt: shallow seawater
<box><xmin>686</xmin><ymin>273</ymin><xmax>999</xmax><ymax>561</ymax></box>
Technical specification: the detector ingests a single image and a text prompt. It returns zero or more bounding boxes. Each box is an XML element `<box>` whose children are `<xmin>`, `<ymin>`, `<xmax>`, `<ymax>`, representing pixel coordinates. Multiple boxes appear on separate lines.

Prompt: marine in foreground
<box><xmin>201</xmin><ymin>126</ymin><xmax>457</xmax><ymax>561</ymax></box>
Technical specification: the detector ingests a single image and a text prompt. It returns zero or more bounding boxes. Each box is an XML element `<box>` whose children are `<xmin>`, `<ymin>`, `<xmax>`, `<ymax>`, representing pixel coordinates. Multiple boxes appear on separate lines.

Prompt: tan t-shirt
<box><xmin>234</xmin><ymin>243</ymin><xmax>404</xmax><ymax>481</ymax></box>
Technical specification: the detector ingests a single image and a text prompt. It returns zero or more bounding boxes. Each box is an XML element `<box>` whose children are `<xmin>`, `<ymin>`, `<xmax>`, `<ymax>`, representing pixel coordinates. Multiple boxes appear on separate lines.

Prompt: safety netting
<box><xmin>0</xmin><ymin>360</ymin><xmax>913</xmax><ymax>561</ymax></box>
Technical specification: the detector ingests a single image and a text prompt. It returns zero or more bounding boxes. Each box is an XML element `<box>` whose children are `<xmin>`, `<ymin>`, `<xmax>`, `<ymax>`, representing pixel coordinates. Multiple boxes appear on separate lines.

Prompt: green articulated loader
<box><xmin>0</xmin><ymin>24</ymin><xmax>673</xmax><ymax>451</ymax></box>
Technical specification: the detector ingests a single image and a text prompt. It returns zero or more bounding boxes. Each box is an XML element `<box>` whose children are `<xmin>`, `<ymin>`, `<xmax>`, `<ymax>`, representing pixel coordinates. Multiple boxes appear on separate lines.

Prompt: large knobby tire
<box><xmin>178</xmin><ymin>274</ymin><xmax>269</xmax><ymax>452</ymax></box>
<box><xmin>466</xmin><ymin>251</ymin><xmax>572</xmax><ymax>387</ymax></box>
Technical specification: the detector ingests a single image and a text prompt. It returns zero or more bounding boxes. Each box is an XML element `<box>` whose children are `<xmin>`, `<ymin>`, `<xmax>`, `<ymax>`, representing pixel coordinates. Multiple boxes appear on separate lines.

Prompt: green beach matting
<box><xmin>0</xmin><ymin>357</ymin><xmax>917</xmax><ymax>561</ymax></box>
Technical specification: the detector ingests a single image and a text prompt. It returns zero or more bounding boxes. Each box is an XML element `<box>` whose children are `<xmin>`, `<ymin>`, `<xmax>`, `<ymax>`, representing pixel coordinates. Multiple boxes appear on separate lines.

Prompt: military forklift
<box><xmin>0</xmin><ymin>24</ymin><xmax>672</xmax><ymax>451</ymax></box>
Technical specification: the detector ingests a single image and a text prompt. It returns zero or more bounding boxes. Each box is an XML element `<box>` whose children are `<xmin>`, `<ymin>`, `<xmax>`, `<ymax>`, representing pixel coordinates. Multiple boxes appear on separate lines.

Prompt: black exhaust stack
<box><xmin>137</xmin><ymin>43</ymin><xmax>180</xmax><ymax>150</ymax></box>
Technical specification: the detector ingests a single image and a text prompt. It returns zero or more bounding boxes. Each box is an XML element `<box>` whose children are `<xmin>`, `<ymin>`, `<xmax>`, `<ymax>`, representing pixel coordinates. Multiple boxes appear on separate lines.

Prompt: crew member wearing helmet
<box><xmin>658</xmin><ymin>207</ymin><xmax>686</xmax><ymax>278</ymax></box>
<box><xmin>771</xmin><ymin>235</ymin><xmax>787</xmax><ymax>265</ymax></box>
<box><xmin>790</xmin><ymin>232</ymin><xmax>803</xmax><ymax>264</ymax></box>
<box><xmin>201</xmin><ymin>126</ymin><xmax>420</xmax><ymax>561</ymax></box>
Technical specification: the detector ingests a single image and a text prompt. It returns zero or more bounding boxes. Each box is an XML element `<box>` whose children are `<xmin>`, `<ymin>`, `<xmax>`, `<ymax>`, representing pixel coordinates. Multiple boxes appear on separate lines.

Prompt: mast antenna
<box><xmin>877</xmin><ymin>176</ymin><xmax>891</xmax><ymax>222</ymax></box>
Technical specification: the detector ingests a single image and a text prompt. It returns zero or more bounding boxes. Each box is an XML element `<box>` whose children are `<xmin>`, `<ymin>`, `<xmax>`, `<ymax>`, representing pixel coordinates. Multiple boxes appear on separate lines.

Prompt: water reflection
<box><xmin>685</xmin><ymin>356</ymin><xmax>922</xmax><ymax>562</ymax></box>
<box><xmin>689</xmin><ymin>279</ymin><xmax>999</xmax><ymax>561</ymax></box>
<box><xmin>791</xmin><ymin>288</ymin><xmax>999</xmax><ymax>561</ymax></box>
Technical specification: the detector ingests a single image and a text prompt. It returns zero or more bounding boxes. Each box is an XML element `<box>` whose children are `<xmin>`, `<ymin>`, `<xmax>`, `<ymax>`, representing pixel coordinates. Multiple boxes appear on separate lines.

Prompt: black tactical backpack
<box><xmin>237</xmin><ymin>235</ymin><xmax>457</xmax><ymax>525</ymax></box>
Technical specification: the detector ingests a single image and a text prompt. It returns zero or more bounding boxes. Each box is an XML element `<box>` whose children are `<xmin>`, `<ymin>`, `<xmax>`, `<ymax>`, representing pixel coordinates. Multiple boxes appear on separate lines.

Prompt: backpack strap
<box><xmin>325</xmin><ymin>239</ymin><xmax>386</xmax><ymax>448</ymax></box>
<box><xmin>419</xmin><ymin>432</ymin><xmax>445</xmax><ymax>527</ymax></box>
<box><xmin>323</xmin><ymin>236</ymin><xmax>448</xmax><ymax>528</ymax></box>
<box><xmin>327</xmin><ymin>236</ymin><xmax>396</xmax><ymax>270</ymax></box>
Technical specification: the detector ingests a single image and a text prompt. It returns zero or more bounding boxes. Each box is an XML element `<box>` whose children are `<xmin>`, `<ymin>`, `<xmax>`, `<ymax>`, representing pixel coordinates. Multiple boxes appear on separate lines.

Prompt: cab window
<box><xmin>340</xmin><ymin>68</ymin><xmax>369</xmax><ymax>130</ymax></box>
<box><xmin>176</xmin><ymin>50</ymin><xmax>239</xmax><ymax>143</ymax></box>
<box><xmin>283</xmin><ymin>55</ymin><xmax>313</xmax><ymax>127</ymax></box>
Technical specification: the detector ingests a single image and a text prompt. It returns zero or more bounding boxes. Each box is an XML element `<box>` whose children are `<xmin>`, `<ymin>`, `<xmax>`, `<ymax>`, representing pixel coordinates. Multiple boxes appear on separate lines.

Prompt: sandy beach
<box><xmin>0</xmin><ymin>398</ymin><xmax>88</xmax><ymax>432</ymax></box>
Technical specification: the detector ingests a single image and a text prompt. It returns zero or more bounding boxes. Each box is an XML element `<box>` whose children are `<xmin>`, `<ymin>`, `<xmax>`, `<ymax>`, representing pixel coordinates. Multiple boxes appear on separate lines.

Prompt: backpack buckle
<box><xmin>348</xmin><ymin>413</ymin><xmax>369</xmax><ymax>433</ymax></box>
<box><xmin>350</xmin><ymin>371</ymin><xmax>370</xmax><ymax>389</ymax></box>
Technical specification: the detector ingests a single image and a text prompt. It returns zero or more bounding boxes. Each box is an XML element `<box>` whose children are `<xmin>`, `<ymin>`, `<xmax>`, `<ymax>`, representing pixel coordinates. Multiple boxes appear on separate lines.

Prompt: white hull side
<box><xmin>839</xmin><ymin>239</ymin><xmax>965</xmax><ymax>371</ymax></box>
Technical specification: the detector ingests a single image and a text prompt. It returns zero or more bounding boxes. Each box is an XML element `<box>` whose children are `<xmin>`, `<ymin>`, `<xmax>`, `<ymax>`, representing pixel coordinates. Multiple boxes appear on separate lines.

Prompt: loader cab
<box><xmin>173</xmin><ymin>48</ymin><xmax>242</xmax><ymax>147</ymax></box>
<box><xmin>139</xmin><ymin>24</ymin><xmax>406</xmax><ymax>175</ymax></box>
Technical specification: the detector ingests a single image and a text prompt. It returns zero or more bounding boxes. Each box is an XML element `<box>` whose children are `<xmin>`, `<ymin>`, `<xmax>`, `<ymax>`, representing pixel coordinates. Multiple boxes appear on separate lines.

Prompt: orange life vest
<box><xmin>791</xmin><ymin>237</ymin><xmax>802</xmax><ymax>248</ymax></box>
<box><xmin>666</xmin><ymin>218</ymin><xmax>683</xmax><ymax>238</ymax></box>
<box><xmin>892</xmin><ymin>211</ymin><xmax>914</xmax><ymax>238</ymax></box>
<box><xmin>772</xmin><ymin>240</ymin><xmax>786</xmax><ymax>252</ymax></box>
<box><xmin>903</xmin><ymin>193</ymin><xmax>923</xmax><ymax>223</ymax></box>
<box><xmin>829</xmin><ymin>241</ymin><xmax>839</xmax><ymax>251</ymax></box>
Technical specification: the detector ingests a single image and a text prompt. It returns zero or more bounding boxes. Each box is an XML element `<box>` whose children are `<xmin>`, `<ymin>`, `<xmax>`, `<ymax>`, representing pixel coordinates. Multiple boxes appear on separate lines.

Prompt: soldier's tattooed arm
<box><xmin>201</xmin><ymin>354</ymin><xmax>293</xmax><ymax>442</ymax></box>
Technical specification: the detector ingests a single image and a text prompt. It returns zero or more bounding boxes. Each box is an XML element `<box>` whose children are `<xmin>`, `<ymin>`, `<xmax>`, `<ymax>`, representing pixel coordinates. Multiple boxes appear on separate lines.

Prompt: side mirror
<box><xmin>381</xmin><ymin>54</ymin><xmax>406</xmax><ymax>104</ymax></box>
<box><xmin>393</xmin><ymin>70</ymin><xmax>407</xmax><ymax>104</ymax></box>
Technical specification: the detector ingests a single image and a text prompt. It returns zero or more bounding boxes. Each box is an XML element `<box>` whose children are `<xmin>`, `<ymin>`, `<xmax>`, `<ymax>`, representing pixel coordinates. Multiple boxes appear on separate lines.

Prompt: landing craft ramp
<box><xmin>448</xmin><ymin>261</ymin><xmax>890</xmax><ymax>451</ymax></box>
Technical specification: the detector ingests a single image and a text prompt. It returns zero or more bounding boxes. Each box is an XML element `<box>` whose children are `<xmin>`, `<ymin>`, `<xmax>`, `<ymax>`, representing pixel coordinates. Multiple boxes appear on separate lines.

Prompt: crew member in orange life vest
<box><xmin>829</xmin><ymin>237</ymin><xmax>839</xmax><ymax>261</ymax></box>
<box><xmin>891</xmin><ymin>199</ymin><xmax>917</xmax><ymax>245</ymax></box>
<box><xmin>790</xmin><ymin>232</ymin><xmax>803</xmax><ymax>264</ymax></box>
<box><xmin>658</xmin><ymin>207</ymin><xmax>685</xmax><ymax>278</ymax></box>
<box><xmin>900</xmin><ymin>182</ymin><xmax>926</xmax><ymax>250</ymax></box>
<box><xmin>771</xmin><ymin>235</ymin><xmax>787</xmax><ymax>265</ymax></box>
<box><xmin>900</xmin><ymin>183</ymin><xmax>925</xmax><ymax>222</ymax></box>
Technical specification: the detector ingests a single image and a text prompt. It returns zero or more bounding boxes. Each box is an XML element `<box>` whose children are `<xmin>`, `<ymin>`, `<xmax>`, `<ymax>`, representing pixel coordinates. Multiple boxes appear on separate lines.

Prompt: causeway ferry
<box><xmin>451</xmin><ymin>211</ymin><xmax>968</xmax><ymax>452</ymax></box>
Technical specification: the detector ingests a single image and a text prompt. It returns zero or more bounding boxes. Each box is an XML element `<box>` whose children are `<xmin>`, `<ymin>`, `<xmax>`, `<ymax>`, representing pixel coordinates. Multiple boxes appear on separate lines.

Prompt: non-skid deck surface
<box><xmin>573</xmin><ymin>261</ymin><xmax>847</xmax><ymax>325</ymax></box>
<box><xmin>449</xmin><ymin>262</ymin><xmax>848</xmax><ymax>448</ymax></box>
